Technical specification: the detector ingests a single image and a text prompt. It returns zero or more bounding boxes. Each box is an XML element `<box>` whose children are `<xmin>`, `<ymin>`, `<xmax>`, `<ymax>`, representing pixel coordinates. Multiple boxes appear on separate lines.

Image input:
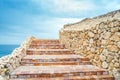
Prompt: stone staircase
<box><xmin>10</xmin><ymin>39</ymin><xmax>114</xmax><ymax>80</ymax></box>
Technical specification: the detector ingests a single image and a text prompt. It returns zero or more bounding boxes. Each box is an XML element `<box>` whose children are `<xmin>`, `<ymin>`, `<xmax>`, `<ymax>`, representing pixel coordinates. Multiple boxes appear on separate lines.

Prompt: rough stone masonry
<box><xmin>0</xmin><ymin>36</ymin><xmax>36</xmax><ymax>80</ymax></box>
<box><xmin>59</xmin><ymin>10</ymin><xmax>120</xmax><ymax>80</ymax></box>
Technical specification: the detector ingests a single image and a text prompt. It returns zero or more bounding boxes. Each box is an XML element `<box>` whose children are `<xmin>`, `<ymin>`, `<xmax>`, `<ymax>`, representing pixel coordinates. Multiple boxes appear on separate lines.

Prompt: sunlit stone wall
<box><xmin>60</xmin><ymin>19</ymin><xmax>120</xmax><ymax>80</ymax></box>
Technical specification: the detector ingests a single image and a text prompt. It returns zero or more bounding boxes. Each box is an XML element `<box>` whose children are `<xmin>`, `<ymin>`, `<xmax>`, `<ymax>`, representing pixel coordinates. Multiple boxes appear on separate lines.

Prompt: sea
<box><xmin>0</xmin><ymin>45</ymin><xmax>19</xmax><ymax>58</ymax></box>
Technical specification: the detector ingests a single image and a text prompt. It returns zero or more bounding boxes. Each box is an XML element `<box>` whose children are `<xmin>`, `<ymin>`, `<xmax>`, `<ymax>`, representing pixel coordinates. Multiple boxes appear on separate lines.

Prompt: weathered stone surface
<box><xmin>96</xmin><ymin>60</ymin><xmax>102</xmax><ymax>67</ymax></box>
<box><xmin>103</xmin><ymin>32</ymin><xmax>111</xmax><ymax>39</ymax></box>
<box><xmin>94</xmin><ymin>55</ymin><xmax>99</xmax><ymax>60</ymax></box>
<box><xmin>96</xmin><ymin>40</ymin><xmax>101</xmax><ymax>46</ymax></box>
<box><xmin>109</xmin><ymin>62</ymin><xmax>114</xmax><ymax>69</ymax></box>
<box><xmin>111</xmin><ymin>27</ymin><xmax>119</xmax><ymax>32</ymax></box>
<box><xmin>106</xmin><ymin>55</ymin><xmax>113</xmax><ymax>62</ymax></box>
<box><xmin>108</xmin><ymin>21</ymin><xmax>114</xmax><ymax>28</ymax></box>
<box><xmin>107</xmin><ymin>45</ymin><xmax>119</xmax><ymax>52</ymax></box>
<box><xmin>0</xmin><ymin>36</ymin><xmax>34</xmax><ymax>79</ymax></box>
<box><xmin>60</xmin><ymin>11</ymin><xmax>120</xmax><ymax>79</ymax></box>
<box><xmin>110</xmin><ymin>33</ymin><xmax>120</xmax><ymax>41</ymax></box>
<box><xmin>90</xmin><ymin>48</ymin><xmax>95</xmax><ymax>52</ymax></box>
<box><xmin>101</xmin><ymin>40</ymin><xmax>106</xmax><ymax>45</ymax></box>
<box><xmin>99</xmin><ymin>22</ymin><xmax>105</xmax><ymax>29</ymax></box>
<box><xmin>114</xmin><ymin>63</ymin><xmax>120</xmax><ymax>68</ymax></box>
<box><xmin>102</xmin><ymin>61</ymin><xmax>108</xmax><ymax>69</ymax></box>
<box><xmin>106</xmin><ymin>40</ymin><xmax>114</xmax><ymax>45</ymax></box>
<box><xmin>79</xmin><ymin>39</ymin><xmax>84</xmax><ymax>45</ymax></box>
<box><xmin>117</xmin><ymin>41</ymin><xmax>120</xmax><ymax>48</ymax></box>
<box><xmin>89</xmin><ymin>39</ymin><xmax>94</xmax><ymax>44</ymax></box>
<box><xmin>80</xmin><ymin>33</ymin><xmax>86</xmax><ymax>38</ymax></box>
<box><xmin>102</xmin><ymin>49</ymin><xmax>108</xmax><ymax>56</ymax></box>
<box><xmin>100</xmin><ymin>54</ymin><xmax>106</xmax><ymax>61</ymax></box>
<box><xmin>72</xmin><ymin>41</ymin><xmax>79</xmax><ymax>48</ymax></box>
<box><xmin>112</xmin><ymin>69</ymin><xmax>120</xmax><ymax>80</ymax></box>
<box><xmin>87</xmin><ymin>47</ymin><xmax>90</xmax><ymax>51</ymax></box>
<box><xmin>83</xmin><ymin>41</ymin><xmax>87</xmax><ymax>45</ymax></box>
<box><xmin>88</xmin><ymin>32</ymin><xmax>94</xmax><ymax>37</ymax></box>
<box><xmin>87</xmin><ymin>53</ymin><xmax>94</xmax><ymax>59</ymax></box>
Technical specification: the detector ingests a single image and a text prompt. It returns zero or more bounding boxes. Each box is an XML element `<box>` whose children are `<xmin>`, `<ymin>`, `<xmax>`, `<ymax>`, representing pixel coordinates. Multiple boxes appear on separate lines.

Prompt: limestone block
<box><xmin>109</xmin><ymin>62</ymin><xmax>114</xmax><ymax>69</ymax></box>
<box><xmin>80</xmin><ymin>33</ymin><xmax>86</xmax><ymax>38</ymax></box>
<box><xmin>117</xmin><ymin>41</ymin><xmax>120</xmax><ymax>48</ymax></box>
<box><xmin>89</xmin><ymin>39</ymin><xmax>93</xmax><ymax>44</ymax></box>
<box><xmin>102</xmin><ymin>49</ymin><xmax>108</xmax><ymax>56</ymax></box>
<box><xmin>96</xmin><ymin>60</ymin><xmax>102</xmax><ymax>67</ymax></box>
<box><xmin>108</xmin><ymin>22</ymin><xmax>114</xmax><ymax>28</ymax></box>
<box><xmin>6</xmin><ymin>63</ymin><xmax>14</xmax><ymax>73</ymax></box>
<box><xmin>72</xmin><ymin>41</ymin><xmax>79</xmax><ymax>48</ymax></box>
<box><xmin>100</xmin><ymin>54</ymin><xmax>106</xmax><ymax>61</ymax></box>
<box><xmin>79</xmin><ymin>39</ymin><xmax>83</xmax><ymax>45</ymax></box>
<box><xmin>110</xmin><ymin>32</ymin><xmax>120</xmax><ymax>41</ymax></box>
<box><xmin>90</xmin><ymin>48</ymin><xmax>95</xmax><ymax>52</ymax></box>
<box><xmin>98</xmin><ymin>48</ymin><xmax>103</xmax><ymax>54</ymax></box>
<box><xmin>114</xmin><ymin>53</ymin><xmax>120</xmax><ymax>59</ymax></box>
<box><xmin>101</xmin><ymin>40</ymin><xmax>106</xmax><ymax>45</ymax></box>
<box><xmin>107</xmin><ymin>45</ymin><xmax>119</xmax><ymax>52</ymax></box>
<box><xmin>94</xmin><ymin>34</ymin><xmax>99</xmax><ymax>40</ymax></box>
<box><xmin>96</xmin><ymin>40</ymin><xmax>101</xmax><ymax>46</ymax></box>
<box><xmin>112</xmin><ymin>69</ymin><xmax>120</xmax><ymax>80</ymax></box>
<box><xmin>106</xmin><ymin>40</ymin><xmax>114</xmax><ymax>45</ymax></box>
<box><xmin>104</xmin><ymin>24</ymin><xmax>108</xmax><ymax>29</ymax></box>
<box><xmin>102</xmin><ymin>61</ymin><xmax>108</xmax><ymax>69</ymax></box>
<box><xmin>111</xmin><ymin>27</ymin><xmax>119</xmax><ymax>32</ymax></box>
<box><xmin>113</xmin><ymin>20</ymin><xmax>120</xmax><ymax>27</ymax></box>
<box><xmin>94</xmin><ymin>55</ymin><xmax>99</xmax><ymax>61</ymax></box>
<box><xmin>99</xmin><ymin>22</ymin><xmax>105</xmax><ymax>29</ymax></box>
<box><xmin>103</xmin><ymin>32</ymin><xmax>111</xmax><ymax>39</ymax></box>
<box><xmin>114</xmin><ymin>62</ymin><xmax>120</xmax><ymax>68</ymax></box>
<box><xmin>83</xmin><ymin>41</ymin><xmax>87</xmax><ymax>45</ymax></box>
<box><xmin>88</xmin><ymin>32</ymin><xmax>94</xmax><ymax>37</ymax></box>
<box><xmin>12</xmin><ymin>63</ymin><xmax>16</xmax><ymax>69</ymax></box>
<box><xmin>98</xmin><ymin>29</ymin><xmax>103</xmax><ymax>34</ymax></box>
<box><xmin>111</xmin><ymin>60</ymin><xmax>115</xmax><ymax>63</ymax></box>
<box><xmin>93</xmin><ymin>30</ymin><xmax>97</xmax><ymax>33</ymax></box>
<box><xmin>87</xmin><ymin>53</ymin><xmax>94</xmax><ymax>59</ymax></box>
<box><xmin>87</xmin><ymin>47</ymin><xmax>90</xmax><ymax>51</ymax></box>
<box><xmin>106</xmin><ymin>55</ymin><xmax>113</xmax><ymax>62</ymax></box>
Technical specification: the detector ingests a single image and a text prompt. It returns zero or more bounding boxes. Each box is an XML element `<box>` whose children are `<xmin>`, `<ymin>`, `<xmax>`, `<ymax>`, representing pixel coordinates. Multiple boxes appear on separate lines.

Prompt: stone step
<box><xmin>29</xmin><ymin>44</ymin><xmax>65</xmax><ymax>49</ymax></box>
<box><xmin>22</xmin><ymin>55</ymin><xmax>90</xmax><ymax>62</ymax></box>
<box><xmin>10</xmin><ymin>75</ymin><xmax>114</xmax><ymax>80</ymax></box>
<box><xmin>27</xmin><ymin>49</ymin><xmax>73</xmax><ymax>55</ymax></box>
<box><xmin>21</xmin><ymin>61</ymin><xmax>91</xmax><ymax>66</ymax></box>
<box><xmin>31</xmin><ymin>39</ymin><xmax>59</xmax><ymax>45</ymax></box>
<box><xmin>9</xmin><ymin>39</ymin><xmax>114</xmax><ymax>80</ymax></box>
<box><xmin>21</xmin><ymin>55</ymin><xmax>90</xmax><ymax>66</ymax></box>
<box><xmin>10</xmin><ymin>65</ymin><xmax>109</xmax><ymax>79</ymax></box>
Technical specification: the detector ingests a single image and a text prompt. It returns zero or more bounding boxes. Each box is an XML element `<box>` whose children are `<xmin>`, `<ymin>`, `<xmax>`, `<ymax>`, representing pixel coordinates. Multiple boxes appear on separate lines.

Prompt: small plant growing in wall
<box><xmin>1</xmin><ymin>65</ymin><xmax>10</xmax><ymax>80</ymax></box>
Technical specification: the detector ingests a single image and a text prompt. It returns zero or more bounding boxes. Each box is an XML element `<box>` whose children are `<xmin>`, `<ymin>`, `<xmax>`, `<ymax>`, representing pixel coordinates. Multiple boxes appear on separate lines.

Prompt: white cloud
<box><xmin>31</xmin><ymin>0</ymin><xmax>96</xmax><ymax>13</ymax></box>
<box><xmin>50</xmin><ymin>0</ymin><xmax>95</xmax><ymax>12</ymax></box>
<box><xmin>31</xmin><ymin>16</ymin><xmax>81</xmax><ymax>30</ymax></box>
<box><xmin>3</xmin><ymin>0</ymin><xmax>120</xmax><ymax>44</ymax></box>
<box><xmin>25</xmin><ymin>16</ymin><xmax>82</xmax><ymax>39</ymax></box>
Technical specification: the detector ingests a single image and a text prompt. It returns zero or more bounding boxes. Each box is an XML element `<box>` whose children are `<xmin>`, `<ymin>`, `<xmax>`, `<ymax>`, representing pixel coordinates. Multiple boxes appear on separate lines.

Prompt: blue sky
<box><xmin>0</xmin><ymin>0</ymin><xmax>120</xmax><ymax>44</ymax></box>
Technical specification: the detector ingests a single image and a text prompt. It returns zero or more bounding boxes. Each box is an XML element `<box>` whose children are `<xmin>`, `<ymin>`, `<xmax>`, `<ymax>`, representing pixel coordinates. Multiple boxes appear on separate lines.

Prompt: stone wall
<box><xmin>59</xmin><ymin>19</ymin><xmax>120</xmax><ymax>80</ymax></box>
<box><xmin>0</xmin><ymin>36</ymin><xmax>35</xmax><ymax>79</ymax></box>
<box><xmin>63</xmin><ymin>10</ymin><xmax>120</xmax><ymax>31</ymax></box>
